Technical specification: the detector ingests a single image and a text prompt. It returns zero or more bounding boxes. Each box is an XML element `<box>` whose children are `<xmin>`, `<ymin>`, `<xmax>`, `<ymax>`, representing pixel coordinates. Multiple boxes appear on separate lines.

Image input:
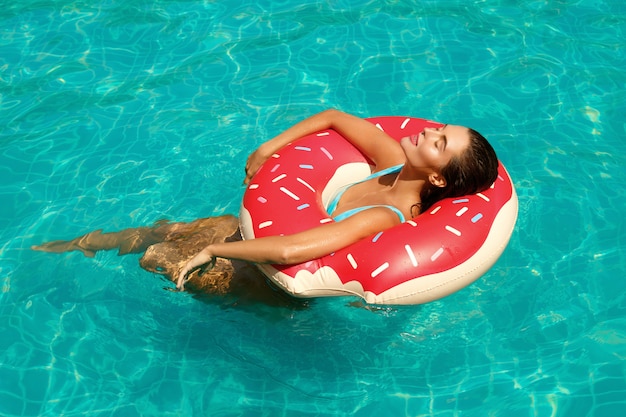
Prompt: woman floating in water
<box><xmin>33</xmin><ymin>109</ymin><xmax>498</xmax><ymax>299</ymax></box>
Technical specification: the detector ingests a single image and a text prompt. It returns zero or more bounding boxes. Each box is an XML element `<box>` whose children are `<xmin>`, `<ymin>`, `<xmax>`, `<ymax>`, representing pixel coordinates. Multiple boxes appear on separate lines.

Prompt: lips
<box><xmin>410</xmin><ymin>132</ymin><xmax>421</xmax><ymax>146</ymax></box>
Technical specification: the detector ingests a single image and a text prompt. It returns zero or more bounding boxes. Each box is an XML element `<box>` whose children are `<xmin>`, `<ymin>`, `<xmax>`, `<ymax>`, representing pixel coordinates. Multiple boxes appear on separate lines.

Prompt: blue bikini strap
<box><xmin>333</xmin><ymin>205</ymin><xmax>406</xmax><ymax>223</ymax></box>
<box><xmin>327</xmin><ymin>163</ymin><xmax>405</xmax><ymax>220</ymax></box>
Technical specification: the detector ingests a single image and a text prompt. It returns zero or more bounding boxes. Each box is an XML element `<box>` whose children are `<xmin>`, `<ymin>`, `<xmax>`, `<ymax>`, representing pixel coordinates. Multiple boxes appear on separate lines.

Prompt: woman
<box><xmin>33</xmin><ymin>109</ymin><xmax>498</xmax><ymax>298</ymax></box>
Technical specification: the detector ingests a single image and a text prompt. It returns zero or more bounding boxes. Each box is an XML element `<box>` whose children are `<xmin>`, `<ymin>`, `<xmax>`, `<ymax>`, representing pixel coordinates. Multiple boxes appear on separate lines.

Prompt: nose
<box><xmin>424</xmin><ymin>127</ymin><xmax>442</xmax><ymax>139</ymax></box>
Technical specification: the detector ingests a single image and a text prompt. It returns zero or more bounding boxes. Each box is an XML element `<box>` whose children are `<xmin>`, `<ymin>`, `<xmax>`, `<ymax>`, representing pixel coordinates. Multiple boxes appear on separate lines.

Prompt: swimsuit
<box><xmin>326</xmin><ymin>164</ymin><xmax>406</xmax><ymax>222</ymax></box>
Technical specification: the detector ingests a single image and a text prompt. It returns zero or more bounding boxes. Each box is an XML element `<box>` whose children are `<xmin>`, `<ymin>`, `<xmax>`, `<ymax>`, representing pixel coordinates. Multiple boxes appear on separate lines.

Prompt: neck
<box><xmin>388</xmin><ymin>166</ymin><xmax>428</xmax><ymax>209</ymax></box>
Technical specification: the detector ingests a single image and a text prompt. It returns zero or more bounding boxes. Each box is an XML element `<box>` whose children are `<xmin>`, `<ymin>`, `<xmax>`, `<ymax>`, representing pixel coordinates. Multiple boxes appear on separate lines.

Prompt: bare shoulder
<box><xmin>325</xmin><ymin>110</ymin><xmax>406</xmax><ymax>168</ymax></box>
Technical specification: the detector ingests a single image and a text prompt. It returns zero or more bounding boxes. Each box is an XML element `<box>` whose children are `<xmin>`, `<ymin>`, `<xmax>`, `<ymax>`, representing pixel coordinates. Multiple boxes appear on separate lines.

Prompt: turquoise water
<box><xmin>1</xmin><ymin>0</ymin><xmax>625</xmax><ymax>415</ymax></box>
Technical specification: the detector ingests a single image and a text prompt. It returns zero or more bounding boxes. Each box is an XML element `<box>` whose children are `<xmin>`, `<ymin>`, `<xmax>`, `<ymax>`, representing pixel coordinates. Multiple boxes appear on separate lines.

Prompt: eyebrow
<box><xmin>441</xmin><ymin>124</ymin><xmax>448</xmax><ymax>150</ymax></box>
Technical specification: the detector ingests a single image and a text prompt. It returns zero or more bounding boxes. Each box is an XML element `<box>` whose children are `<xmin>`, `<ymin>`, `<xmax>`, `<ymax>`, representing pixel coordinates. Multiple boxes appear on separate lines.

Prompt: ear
<box><xmin>429</xmin><ymin>172</ymin><xmax>447</xmax><ymax>188</ymax></box>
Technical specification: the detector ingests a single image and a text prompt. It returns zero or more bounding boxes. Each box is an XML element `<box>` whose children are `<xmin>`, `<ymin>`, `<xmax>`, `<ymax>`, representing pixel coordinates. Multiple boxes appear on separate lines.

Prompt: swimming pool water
<box><xmin>1</xmin><ymin>0</ymin><xmax>625</xmax><ymax>416</ymax></box>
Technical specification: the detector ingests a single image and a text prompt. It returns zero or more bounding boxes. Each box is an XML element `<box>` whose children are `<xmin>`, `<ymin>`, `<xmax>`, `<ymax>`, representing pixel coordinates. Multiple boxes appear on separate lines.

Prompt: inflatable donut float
<box><xmin>239</xmin><ymin>116</ymin><xmax>518</xmax><ymax>305</ymax></box>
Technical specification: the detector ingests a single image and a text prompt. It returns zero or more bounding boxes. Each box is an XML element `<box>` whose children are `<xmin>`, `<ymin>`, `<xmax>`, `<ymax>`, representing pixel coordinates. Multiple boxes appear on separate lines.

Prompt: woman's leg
<box><xmin>138</xmin><ymin>216</ymin><xmax>240</xmax><ymax>292</ymax></box>
<box><xmin>32</xmin><ymin>215</ymin><xmax>305</xmax><ymax>307</ymax></box>
<box><xmin>31</xmin><ymin>219</ymin><xmax>180</xmax><ymax>257</ymax></box>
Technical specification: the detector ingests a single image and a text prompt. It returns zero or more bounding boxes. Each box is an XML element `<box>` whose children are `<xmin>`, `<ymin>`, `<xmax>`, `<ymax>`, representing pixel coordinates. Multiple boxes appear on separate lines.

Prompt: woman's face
<box><xmin>400</xmin><ymin>124</ymin><xmax>470</xmax><ymax>182</ymax></box>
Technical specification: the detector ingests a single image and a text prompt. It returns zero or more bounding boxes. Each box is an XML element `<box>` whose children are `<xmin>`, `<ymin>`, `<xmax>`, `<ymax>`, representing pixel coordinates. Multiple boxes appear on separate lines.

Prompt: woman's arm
<box><xmin>176</xmin><ymin>207</ymin><xmax>400</xmax><ymax>289</ymax></box>
<box><xmin>245</xmin><ymin>109</ymin><xmax>405</xmax><ymax>183</ymax></box>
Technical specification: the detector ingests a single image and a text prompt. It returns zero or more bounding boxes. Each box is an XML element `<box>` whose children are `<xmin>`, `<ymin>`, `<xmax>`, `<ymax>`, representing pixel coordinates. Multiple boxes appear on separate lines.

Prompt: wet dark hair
<box><xmin>413</xmin><ymin>128</ymin><xmax>499</xmax><ymax>215</ymax></box>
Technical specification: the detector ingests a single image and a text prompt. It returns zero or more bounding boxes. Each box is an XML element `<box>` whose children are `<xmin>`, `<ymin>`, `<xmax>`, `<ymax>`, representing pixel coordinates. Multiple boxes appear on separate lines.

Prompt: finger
<box><xmin>244</xmin><ymin>168</ymin><xmax>254</xmax><ymax>184</ymax></box>
<box><xmin>176</xmin><ymin>266</ymin><xmax>194</xmax><ymax>290</ymax></box>
<box><xmin>176</xmin><ymin>270</ymin><xmax>188</xmax><ymax>290</ymax></box>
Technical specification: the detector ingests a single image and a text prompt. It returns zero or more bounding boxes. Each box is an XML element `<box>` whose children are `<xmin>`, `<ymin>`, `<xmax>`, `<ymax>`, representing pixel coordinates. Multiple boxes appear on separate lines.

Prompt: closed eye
<box><xmin>437</xmin><ymin>124</ymin><xmax>448</xmax><ymax>152</ymax></box>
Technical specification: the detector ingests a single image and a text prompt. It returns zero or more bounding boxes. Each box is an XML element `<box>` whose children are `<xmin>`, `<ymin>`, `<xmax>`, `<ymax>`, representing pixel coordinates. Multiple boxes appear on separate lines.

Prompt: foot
<box><xmin>31</xmin><ymin>231</ymin><xmax>102</xmax><ymax>258</ymax></box>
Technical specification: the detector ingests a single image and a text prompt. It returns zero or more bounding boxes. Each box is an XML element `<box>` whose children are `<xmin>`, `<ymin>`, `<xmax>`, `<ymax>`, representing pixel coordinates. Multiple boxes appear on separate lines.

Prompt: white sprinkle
<box><xmin>456</xmin><ymin>207</ymin><xmax>468</xmax><ymax>216</ymax></box>
<box><xmin>320</xmin><ymin>147</ymin><xmax>333</xmax><ymax>160</ymax></box>
<box><xmin>371</xmin><ymin>262</ymin><xmax>389</xmax><ymax>278</ymax></box>
<box><xmin>271</xmin><ymin>154</ymin><xmax>280</xmax><ymax>159</ymax></box>
<box><xmin>405</xmin><ymin>245</ymin><xmax>418</xmax><ymax>267</ymax></box>
<box><xmin>297</xmin><ymin>177</ymin><xmax>315</xmax><ymax>192</ymax></box>
<box><xmin>400</xmin><ymin>118</ymin><xmax>410</xmax><ymax>129</ymax></box>
<box><xmin>320</xmin><ymin>218</ymin><xmax>333</xmax><ymax>224</ymax></box>
<box><xmin>316</xmin><ymin>132</ymin><xmax>330</xmax><ymax>136</ymax></box>
<box><xmin>248</xmin><ymin>184</ymin><xmax>259</xmax><ymax>190</ymax></box>
<box><xmin>259</xmin><ymin>221</ymin><xmax>273</xmax><ymax>229</ymax></box>
<box><xmin>272</xmin><ymin>174</ymin><xmax>286</xmax><ymax>183</ymax></box>
<box><xmin>477</xmin><ymin>192</ymin><xmax>490</xmax><ymax>202</ymax></box>
<box><xmin>280</xmin><ymin>187</ymin><xmax>300</xmax><ymax>200</ymax></box>
<box><xmin>445</xmin><ymin>225</ymin><xmax>461</xmax><ymax>236</ymax></box>
<box><xmin>375</xmin><ymin>123</ymin><xmax>384</xmax><ymax>131</ymax></box>
<box><xmin>431</xmin><ymin>247</ymin><xmax>444</xmax><ymax>261</ymax></box>
<box><xmin>430</xmin><ymin>206</ymin><xmax>441</xmax><ymax>215</ymax></box>
<box><xmin>347</xmin><ymin>254</ymin><xmax>358</xmax><ymax>269</ymax></box>
<box><xmin>406</xmin><ymin>220</ymin><xmax>417</xmax><ymax>227</ymax></box>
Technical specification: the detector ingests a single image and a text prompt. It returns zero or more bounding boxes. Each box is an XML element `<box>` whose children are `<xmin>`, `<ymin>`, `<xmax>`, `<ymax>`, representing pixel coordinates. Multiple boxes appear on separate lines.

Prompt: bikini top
<box><xmin>326</xmin><ymin>164</ymin><xmax>406</xmax><ymax>222</ymax></box>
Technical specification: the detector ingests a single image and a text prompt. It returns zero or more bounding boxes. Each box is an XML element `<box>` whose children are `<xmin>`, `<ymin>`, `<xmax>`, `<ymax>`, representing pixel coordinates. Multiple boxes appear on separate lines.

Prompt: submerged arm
<box><xmin>245</xmin><ymin>109</ymin><xmax>405</xmax><ymax>183</ymax></box>
<box><xmin>176</xmin><ymin>207</ymin><xmax>400</xmax><ymax>289</ymax></box>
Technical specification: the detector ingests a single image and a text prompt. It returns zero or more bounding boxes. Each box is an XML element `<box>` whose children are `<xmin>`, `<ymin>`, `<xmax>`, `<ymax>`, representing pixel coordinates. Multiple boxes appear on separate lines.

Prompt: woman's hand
<box><xmin>176</xmin><ymin>246</ymin><xmax>216</xmax><ymax>290</ymax></box>
<box><xmin>244</xmin><ymin>145</ymin><xmax>271</xmax><ymax>184</ymax></box>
